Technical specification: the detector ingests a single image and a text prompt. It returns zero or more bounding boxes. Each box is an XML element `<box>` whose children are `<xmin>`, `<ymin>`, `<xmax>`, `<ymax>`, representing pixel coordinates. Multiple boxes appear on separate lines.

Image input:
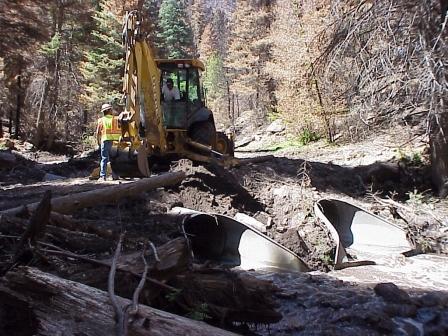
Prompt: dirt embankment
<box><xmin>1</xmin><ymin>134</ymin><xmax>447</xmax><ymax>269</ymax></box>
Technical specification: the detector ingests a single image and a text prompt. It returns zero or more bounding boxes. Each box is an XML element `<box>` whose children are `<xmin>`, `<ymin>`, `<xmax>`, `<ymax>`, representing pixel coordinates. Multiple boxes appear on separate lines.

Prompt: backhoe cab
<box><xmin>157</xmin><ymin>59</ymin><xmax>215</xmax><ymax>145</ymax></box>
<box><xmin>109</xmin><ymin>11</ymin><xmax>234</xmax><ymax>177</ymax></box>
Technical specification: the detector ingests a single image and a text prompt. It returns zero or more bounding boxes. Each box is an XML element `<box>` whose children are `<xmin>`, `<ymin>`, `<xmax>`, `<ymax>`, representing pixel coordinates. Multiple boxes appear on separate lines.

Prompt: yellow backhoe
<box><xmin>110</xmin><ymin>10</ymin><xmax>236</xmax><ymax>177</ymax></box>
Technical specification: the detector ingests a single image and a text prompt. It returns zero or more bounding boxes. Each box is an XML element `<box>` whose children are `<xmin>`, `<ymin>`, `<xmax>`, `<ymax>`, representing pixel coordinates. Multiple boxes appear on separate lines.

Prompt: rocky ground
<box><xmin>0</xmin><ymin>123</ymin><xmax>447</xmax><ymax>335</ymax></box>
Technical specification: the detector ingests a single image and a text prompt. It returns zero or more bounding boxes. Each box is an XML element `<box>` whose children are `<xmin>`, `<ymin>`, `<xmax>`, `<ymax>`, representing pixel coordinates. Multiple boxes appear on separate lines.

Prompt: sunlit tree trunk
<box><xmin>13</xmin><ymin>75</ymin><xmax>22</xmax><ymax>139</ymax></box>
<box><xmin>34</xmin><ymin>79</ymin><xmax>48</xmax><ymax>146</ymax></box>
<box><xmin>0</xmin><ymin>57</ymin><xmax>4</xmax><ymax>138</ymax></box>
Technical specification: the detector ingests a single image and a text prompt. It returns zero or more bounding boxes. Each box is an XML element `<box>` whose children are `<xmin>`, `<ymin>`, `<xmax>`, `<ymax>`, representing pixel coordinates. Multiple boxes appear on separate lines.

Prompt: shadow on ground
<box><xmin>234</xmin><ymin>156</ymin><xmax>433</xmax><ymax>201</ymax></box>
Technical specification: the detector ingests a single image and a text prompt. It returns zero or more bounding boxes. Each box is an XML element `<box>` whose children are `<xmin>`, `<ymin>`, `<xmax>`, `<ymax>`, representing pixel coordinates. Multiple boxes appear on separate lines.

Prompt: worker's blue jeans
<box><xmin>100</xmin><ymin>140</ymin><xmax>113</xmax><ymax>178</ymax></box>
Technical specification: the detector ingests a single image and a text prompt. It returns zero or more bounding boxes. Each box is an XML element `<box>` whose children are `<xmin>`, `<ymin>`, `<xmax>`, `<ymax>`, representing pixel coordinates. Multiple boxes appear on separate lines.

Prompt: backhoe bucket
<box><xmin>110</xmin><ymin>145</ymin><xmax>150</xmax><ymax>178</ymax></box>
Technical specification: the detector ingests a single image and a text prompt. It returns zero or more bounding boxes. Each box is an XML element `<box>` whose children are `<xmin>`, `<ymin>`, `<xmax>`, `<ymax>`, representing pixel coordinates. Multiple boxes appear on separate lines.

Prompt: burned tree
<box><xmin>314</xmin><ymin>0</ymin><xmax>448</xmax><ymax>196</ymax></box>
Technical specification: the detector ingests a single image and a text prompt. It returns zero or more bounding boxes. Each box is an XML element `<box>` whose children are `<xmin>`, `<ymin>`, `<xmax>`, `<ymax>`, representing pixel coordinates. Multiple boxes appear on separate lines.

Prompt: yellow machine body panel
<box><xmin>155</xmin><ymin>59</ymin><xmax>205</xmax><ymax>71</ymax></box>
<box><xmin>123</xmin><ymin>40</ymin><xmax>166</xmax><ymax>151</ymax></box>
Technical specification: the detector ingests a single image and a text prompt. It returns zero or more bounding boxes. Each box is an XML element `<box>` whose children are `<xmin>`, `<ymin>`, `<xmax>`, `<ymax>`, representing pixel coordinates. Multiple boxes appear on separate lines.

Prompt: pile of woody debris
<box><xmin>0</xmin><ymin>172</ymin><xmax>281</xmax><ymax>335</ymax></box>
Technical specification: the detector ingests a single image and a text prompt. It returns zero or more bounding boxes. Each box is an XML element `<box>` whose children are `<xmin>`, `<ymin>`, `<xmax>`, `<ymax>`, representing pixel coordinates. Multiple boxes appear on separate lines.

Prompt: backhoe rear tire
<box><xmin>215</xmin><ymin>132</ymin><xmax>234</xmax><ymax>156</ymax></box>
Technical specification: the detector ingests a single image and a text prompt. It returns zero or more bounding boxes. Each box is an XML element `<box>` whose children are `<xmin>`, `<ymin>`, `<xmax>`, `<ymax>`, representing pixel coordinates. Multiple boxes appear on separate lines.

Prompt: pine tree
<box><xmin>267</xmin><ymin>0</ymin><xmax>332</xmax><ymax>136</ymax></box>
<box><xmin>81</xmin><ymin>0</ymin><xmax>124</xmax><ymax>112</ymax></box>
<box><xmin>198</xmin><ymin>10</ymin><xmax>230</xmax><ymax>126</ymax></box>
<box><xmin>204</xmin><ymin>53</ymin><xmax>226</xmax><ymax>101</ymax></box>
<box><xmin>142</xmin><ymin>0</ymin><xmax>164</xmax><ymax>56</ymax></box>
<box><xmin>198</xmin><ymin>10</ymin><xmax>228</xmax><ymax>59</ymax></box>
<box><xmin>198</xmin><ymin>22</ymin><xmax>214</xmax><ymax>59</ymax></box>
<box><xmin>226</xmin><ymin>0</ymin><xmax>272</xmax><ymax>116</ymax></box>
<box><xmin>189</xmin><ymin>0</ymin><xmax>210</xmax><ymax>56</ymax></box>
<box><xmin>157</xmin><ymin>0</ymin><xmax>194</xmax><ymax>58</ymax></box>
<box><xmin>27</xmin><ymin>0</ymin><xmax>94</xmax><ymax>148</ymax></box>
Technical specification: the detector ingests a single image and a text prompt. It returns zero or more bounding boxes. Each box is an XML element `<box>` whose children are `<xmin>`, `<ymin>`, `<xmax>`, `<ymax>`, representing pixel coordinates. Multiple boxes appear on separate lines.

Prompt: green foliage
<box><xmin>165</xmin><ymin>290</ymin><xmax>210</xmax><ymax>321</ymax></box>
<box><xmin>203</xmin><ymin>53</ymin><xmax>226</xmax><ymax>101</ymax></box>
<box><xmin>266</xmin><ymin>128</ymin><xmax>320</xmax><ymax>151</ymax></box>
<box><xmin>320</xmin><ymin>251</ymin><xmax>333</xmax><ymax>265</ymax></box>
<box><xmin>395</xmin><ymin>149</ymin><xmax>424</xmax><ymax>166</ymax></box>
<box><xmin>39</xmin><ymin>33</ymin><xmax>61</xmax><ymax>56</ymax></box>
<box><xmin>80</xmin><ymin>0</ymin><xmax>123</xmax><ymax>110</ymax></box>
<box><xmin>267</xmin><ymin>109</ymin><xmax>281</xmax><ymax>122</ymax></box>
<box><xmin>298</xmin><ymin>128</ymin><xmax>320</xmax><ymax>146</ymax></box>
<box><xmin>406</xmin><ymin>189</ymin><xmax>426</xmax><ymax>205</ymax></box>
<box><xmin>266</xmin><ymin>138</ymin><xmax>304</xmax><ymax>151</ymax></box>
<box><xmin>417</xmin><ymin>239</ymin><xmax>432</xmax><ymax>253</ymax></box>
<box><xmin>186</xmin><ymin>303</ymin><xmax>210</xmax><ymax>321</ymax></box>
<box><xmin>411</xmin><ymin>153</ymin><xmax>423</xmax><ymax>166</ymax></box>
<box><xmin>165</xmin><ymin>289</ymin><xmax>182</xmax><ymax>302</ymax></box>
<box><xmin>157</xmin><ymin>0</ymin><xmax>194</xmax><ymax>58</ymax></box>
<box><xmin>81</xmin><ymin>133</ymin><xmax>99</xmax><ymax>150</ymax></box>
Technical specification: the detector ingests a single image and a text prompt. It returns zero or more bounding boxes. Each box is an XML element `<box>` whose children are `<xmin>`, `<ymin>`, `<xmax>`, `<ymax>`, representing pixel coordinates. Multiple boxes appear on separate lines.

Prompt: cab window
<box><xmin>188</xmin><ymin>69</ymin><xmax>200</xmax><ymax>102</ymax></box>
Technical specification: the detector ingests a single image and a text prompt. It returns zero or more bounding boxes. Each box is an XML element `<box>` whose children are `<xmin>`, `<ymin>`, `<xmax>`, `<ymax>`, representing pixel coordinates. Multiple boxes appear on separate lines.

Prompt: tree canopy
<box><xmin>81</xmin><ymin>0</ymin><xmax>124</xmax><ymax>112</ymax></box>
<box><xmin>157</xmin><ymin>0</ymin><xmax>194</xmax><ymax>58</ymax></box>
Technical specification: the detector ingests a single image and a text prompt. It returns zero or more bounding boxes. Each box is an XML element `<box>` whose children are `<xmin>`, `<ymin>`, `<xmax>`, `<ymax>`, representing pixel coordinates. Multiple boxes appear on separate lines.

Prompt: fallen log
<box><xmin>0</xmin><ymin>224</ymin><xmax>188</xmax><ymax>292</ymax></box>
<box><xmin>49</xmin><ymin>212</ymin><xmax>118</xmax><ymax>239</ymax></box>
<box><xmin>0</xmin><ymin>171</ymin><xmax>186</xmax><ymax>217</ymax></box>
<box><xmin>46</xmin><ymin>225</ymin><xmax>113</xmax><ymax>252</ymax></box>
<box><xmin>109</xmin><ymin>237</ymin><xmax>191</xmax><ymax>280</ymax></box>
<box><xmin>1</xmin><ymin>212</ymin><xmax>118</xmax><ymax>240</ymax></box>
<box><xmin>235</xmin><ymin>155</ymin><xmax>274</xmax><ymax>166</ymax></box>
<box><xmin>0</xmin><ymin>150</ymin><xmax>16</xmax><ymax>167</ymax></box>
<box><xmin>45</xmin><ymin>237</ymin><xmax>190</xmax><ymax>291</ymax></box>
<box><xmin>0</xmin><ymin>267</ymin><xmax>238</xmax><ymax>336</ymax></box>
<box><xmin>41</xmin><ymin>248</ymin><xmax>177</xmax><ymax>293</ymax></box>
<box><xmin>0</xmin><ymin>191</ymin><xmax>52</xmax><ymax>276</ymax></box>
<box><xmin>166</xmin><ymin>268</ymin><xmax>282</xmax><ymax>325</ymax></box>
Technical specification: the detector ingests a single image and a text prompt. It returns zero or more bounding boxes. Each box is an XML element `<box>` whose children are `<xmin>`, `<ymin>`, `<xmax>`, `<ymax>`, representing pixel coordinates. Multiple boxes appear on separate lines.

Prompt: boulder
<box><xmin>266</xmin><ymin>119</ymin><xmax>285</xmax><ymax>133</ymax></box>
<box><xmin>374</xmin><ymin>283</ymin><xmax>411</xmax><ymax>304</ymax></box>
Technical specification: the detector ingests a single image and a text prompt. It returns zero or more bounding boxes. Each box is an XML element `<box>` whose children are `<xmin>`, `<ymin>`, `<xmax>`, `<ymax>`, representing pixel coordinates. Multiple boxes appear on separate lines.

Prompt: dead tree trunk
<box><xmin>13</xmin><ymin>75</ymin><xmax>22</xmax><ymax>139</ymax></box>
<box><xmin>34</xmin><ymin>78</ymin><xmax>48</xmax><ymax>147</ymax></box>
<box><xmin>8</xmin><ymin>105</ymin><xmax>12</xmax><ymax>135</ymax></box>
<box><xmin>45</xmin><ymin>0</ymin><xmax>64</xmax><ymax>149</ymax></box>
<box><xmin>428</xmin><ymin>2</ymin><xmax>448</xmax><ymax>198</ymax></box>
<box><xmin>227</xmin><ymin>81</ymin><xmax>231</xmax><ymax>120</ymax></box>
<box><xmin>430</xmin><ymin>111</ymin><xmax>448</xmax><ymax>197</ymax></box>
<box><xmin>0</xmin><ymin>172</ymin><xmax>186</xmax><ymax>216</ymax></box>
<box><xmin>0</xmin><ymin>267</ymin><xmax>238</xmax><ymax>336</ymax></box>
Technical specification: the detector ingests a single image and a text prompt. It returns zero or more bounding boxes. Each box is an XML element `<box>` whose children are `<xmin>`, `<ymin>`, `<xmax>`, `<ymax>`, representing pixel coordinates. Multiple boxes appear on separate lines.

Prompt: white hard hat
<box><xmin>101</xmin><ymin>103</ymin><xmax>112</xmax><ymax>113</ymax></box>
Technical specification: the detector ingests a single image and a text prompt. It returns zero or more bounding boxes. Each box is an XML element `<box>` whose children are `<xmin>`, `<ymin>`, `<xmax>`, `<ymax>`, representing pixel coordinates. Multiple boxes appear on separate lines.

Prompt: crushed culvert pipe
<box><xmin>314</xmin><ymin>199</ymin><xmax>412</xmax><ymax>267</ymax></box>
<box><xmin>172</xmin><ymin>207</ymin><xmax>309</xmax><ymax>272</ymax></box>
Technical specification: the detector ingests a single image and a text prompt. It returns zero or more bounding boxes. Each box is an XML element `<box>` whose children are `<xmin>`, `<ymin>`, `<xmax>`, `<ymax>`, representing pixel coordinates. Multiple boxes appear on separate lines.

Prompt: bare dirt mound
<box><xmin>1</xmin><ymin>140</ymin><xmax>445</xmax><ymax>273</ymax></box>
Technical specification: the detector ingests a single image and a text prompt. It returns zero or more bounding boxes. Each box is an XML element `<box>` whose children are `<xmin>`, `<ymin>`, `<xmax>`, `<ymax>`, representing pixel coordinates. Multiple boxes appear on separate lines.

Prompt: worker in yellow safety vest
<box><xmin>94</xmin><ymin>103</ymin><xmax>121</xmax><ymax>181</ymax></box>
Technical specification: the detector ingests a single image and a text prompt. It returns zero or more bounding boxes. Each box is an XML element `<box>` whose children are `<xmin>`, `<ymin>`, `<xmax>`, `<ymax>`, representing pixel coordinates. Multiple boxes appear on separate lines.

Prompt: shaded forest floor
<box><xmin>0</xmin><ymin>125</ymin><xmax>447</xmax><ymax>335</ymax></box>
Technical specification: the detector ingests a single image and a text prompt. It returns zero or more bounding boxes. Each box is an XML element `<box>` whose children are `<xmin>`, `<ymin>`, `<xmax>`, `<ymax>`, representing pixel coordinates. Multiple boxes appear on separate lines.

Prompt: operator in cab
<box><xmin>162</xmin><ymin>78</ymin><xmax>180</xmax><ymax>101</ymax></box>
